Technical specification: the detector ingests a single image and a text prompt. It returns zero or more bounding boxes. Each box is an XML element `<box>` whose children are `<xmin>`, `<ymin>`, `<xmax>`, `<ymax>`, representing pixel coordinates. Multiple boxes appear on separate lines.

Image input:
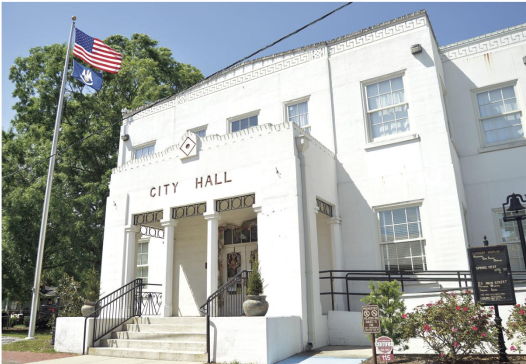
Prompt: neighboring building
<box><xmin>61</xmin><ymin>10</ymin><xmax>526</xmax><ymax>363</ymax></box>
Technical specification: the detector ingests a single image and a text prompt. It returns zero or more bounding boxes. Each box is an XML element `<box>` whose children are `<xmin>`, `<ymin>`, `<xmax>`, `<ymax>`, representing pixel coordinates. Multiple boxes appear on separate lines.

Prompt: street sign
<box><xmin>376</xmin><ymin>336</ymin><xmax>394</xmax><ymax>363</ymax></box>
<box><xmin>362</xmin><ymin>305</ymin><xmax>381</xmax><ymax>334</ymax></box>
<box><xmin>375</xmin><ymin>336</ymin><xmax>393</xmax><ymax>354</ymax></box>
<box><xmin>468</xmin><ymin>245</ymin><xmax>516</xmax><ymax>306</ymax></box>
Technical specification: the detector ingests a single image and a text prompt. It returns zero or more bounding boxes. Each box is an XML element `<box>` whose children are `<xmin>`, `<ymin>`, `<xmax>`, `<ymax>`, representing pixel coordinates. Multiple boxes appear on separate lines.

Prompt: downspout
<box><xmin>296</xmin><ymin>135</ymin><xmax>314</xmax><ymax>349</ymax></box>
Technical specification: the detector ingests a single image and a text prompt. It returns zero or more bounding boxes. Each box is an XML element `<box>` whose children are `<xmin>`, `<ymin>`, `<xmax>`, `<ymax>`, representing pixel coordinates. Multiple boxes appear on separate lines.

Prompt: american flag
<box><xmin>73</xmin><ymin>28</ymin><xmax>122</xmax><ymax>74</ymax></box>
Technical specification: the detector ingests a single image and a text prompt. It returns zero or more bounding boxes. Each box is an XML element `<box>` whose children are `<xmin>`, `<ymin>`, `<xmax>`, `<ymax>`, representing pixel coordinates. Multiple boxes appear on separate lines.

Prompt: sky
<box><xmin>3</xmin><ymin>2</ymin><xmax>526</xmax><ymax>131</ymax></box>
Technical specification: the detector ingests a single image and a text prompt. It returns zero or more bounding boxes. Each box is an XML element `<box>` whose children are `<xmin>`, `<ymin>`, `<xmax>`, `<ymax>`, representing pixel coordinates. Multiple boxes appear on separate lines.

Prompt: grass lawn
<box><xmin>2</xmin><ymin>329</ymin><xmax>56</xmax><ymax>353</ymax></box>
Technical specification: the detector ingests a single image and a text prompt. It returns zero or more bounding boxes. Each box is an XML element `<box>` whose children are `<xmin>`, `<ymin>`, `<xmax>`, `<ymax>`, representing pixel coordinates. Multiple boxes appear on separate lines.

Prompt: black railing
<box><xmin>140</xmin><ymin>283</ymin><xmax>162</xmax><ymax>316</ymax></box>
<box><xmin>199</xmin><ymin>270</ymin><xmax>252</xmax><ymax>363</ymax></box>
<box><xmin>320</xmin><ymin>269</ymin><xmax>526</xmax><ymax>311</ymax></box>
<box><xmin>82</xmin><ymin>278</ymin><xmax>143</xmax><ymax>355</ymax></box>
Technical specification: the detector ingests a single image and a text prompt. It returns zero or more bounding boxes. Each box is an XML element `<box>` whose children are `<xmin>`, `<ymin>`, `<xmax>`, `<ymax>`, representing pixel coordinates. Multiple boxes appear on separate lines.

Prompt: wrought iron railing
<box><xmin>319</xmin><ymin>269</ymin><xmax>526</xmax><ymax>312</ymax></box>
<box><xmin>140</xmin><ymin>284</ymin><xmax>162</xmax><ymax>316</ymax></box>
<box><xmin>82</xmin><ymin>278</ymin><xmax>143</xmax><ymax>354</ymax></box>
<box><xmin>199</xmin><ymin>270</ymin><xmax>252</xmax><ymax>363</ymax></box>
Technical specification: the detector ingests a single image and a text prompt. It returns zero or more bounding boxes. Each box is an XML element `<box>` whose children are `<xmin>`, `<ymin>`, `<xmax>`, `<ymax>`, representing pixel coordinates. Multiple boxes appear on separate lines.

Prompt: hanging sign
<box><xmin>362</xmin><ymin>305</ymin><xmax>381</xmax><ymax>334</ymax></box>
<box><xmin>468</xmin><ymin>245</ymin><xmax>516</xmax><ymax>306</ymax></box>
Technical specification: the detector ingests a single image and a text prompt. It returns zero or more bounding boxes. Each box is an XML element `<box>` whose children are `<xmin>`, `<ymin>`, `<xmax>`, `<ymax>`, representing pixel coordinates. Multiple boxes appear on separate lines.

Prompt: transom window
<box><xmin>476</xmin><ymin>85</ymin><xmax>524</xmax><ymax>145</ymax></box>
<box><xmin>365</xmin><ymin>76</ymin><xmax>409</xmax><ymax>140</ymax></box>
<box><xmin>134</xmin><ymin>144</ymin><xmax>155</xmax><ymax>159</ymax></box>
<box><xmin>137</xmin><ymin>241</ymin><xmax>149</xmax><ymax>285</ymax></box>
<box><xmin>496</xmin><ymin>210</ymin><xmax>526</xmax><ymax>271</ymax></box>
<box><xmin>224</xmin><ymin>225</ymin><xmax>258</xmax><ymax>245</ymax></box>
<box><xmin>288</xmin><ymin>101</ymin><xmax>310</xmax><ymax>133</ymax></box>
<box><xmin>378</xmin><ymin>206</ymin><xmax>426</xmax><ymax>271</ymax></box>
<box><xmin>231</xmin><ymin>115</ymin><xmax>258</xmax><ymax>132</ymax></box>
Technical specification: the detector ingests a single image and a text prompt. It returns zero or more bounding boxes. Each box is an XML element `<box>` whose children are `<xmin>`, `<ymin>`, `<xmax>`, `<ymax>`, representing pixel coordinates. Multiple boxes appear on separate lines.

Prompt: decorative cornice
<box><xmin>112</xmin><ymin>121</ymin><xmax>334</xmax><ymax>174</ymax></box>
<box><xmin>439</xmin><ymin>23</ymin><xmax>526</xmax><ymax>62</ymax></box>
<box><xmin>123</xmin><ymin>11</ymin><xmax>429</xmax><ymax>122</ymax></box>
<box><xmin>328</xmin><ymin>13</ymin><xmax>427</xmax><ymax>56</ymax></box>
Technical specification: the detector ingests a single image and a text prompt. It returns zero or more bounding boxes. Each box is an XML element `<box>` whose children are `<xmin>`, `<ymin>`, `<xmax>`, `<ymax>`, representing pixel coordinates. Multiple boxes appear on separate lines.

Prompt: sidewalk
<box><xmin>2</xmin><ymin>345</ymin><xmax>371</xmax><ymax>364</ymax></box>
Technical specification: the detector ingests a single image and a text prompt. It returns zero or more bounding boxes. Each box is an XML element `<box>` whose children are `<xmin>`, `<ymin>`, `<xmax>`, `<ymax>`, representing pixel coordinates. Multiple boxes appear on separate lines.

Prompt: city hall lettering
<box><xmin>149</xmin><ymin>172</ymin><xmax>232</xmax><ymax>197</ymax></box>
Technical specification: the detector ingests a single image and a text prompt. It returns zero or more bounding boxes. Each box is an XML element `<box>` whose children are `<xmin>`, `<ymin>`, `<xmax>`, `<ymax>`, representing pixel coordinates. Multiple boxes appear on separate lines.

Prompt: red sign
<box><xmin>379</xmin><ymin>353</ymin><xmax>394</xmax><ymax>362</ymax></box>
<box><xmin>375</xmin><ymin>336</ymin><xmax>393</xmax><ymax>354</ymax></box>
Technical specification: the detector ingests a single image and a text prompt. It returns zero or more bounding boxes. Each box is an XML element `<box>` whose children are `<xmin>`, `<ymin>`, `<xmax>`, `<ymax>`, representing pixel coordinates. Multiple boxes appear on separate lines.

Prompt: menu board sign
<box><xmin>468</xmin><ymin>245</ymin><xmax>516</xmax><ymax>306</ymax></box>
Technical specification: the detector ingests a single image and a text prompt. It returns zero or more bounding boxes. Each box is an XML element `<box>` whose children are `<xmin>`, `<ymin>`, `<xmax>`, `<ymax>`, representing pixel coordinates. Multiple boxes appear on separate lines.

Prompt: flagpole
<box><xmin>27</xmin><ymin>16</ymin><xmax>76</xmax><ymax>340</ymax></box>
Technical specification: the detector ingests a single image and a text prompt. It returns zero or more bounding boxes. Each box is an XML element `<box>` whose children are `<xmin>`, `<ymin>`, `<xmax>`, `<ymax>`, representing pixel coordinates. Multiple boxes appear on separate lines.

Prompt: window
<box><xmin>287</xmin><ymin>100</ymin><xmax>310</xmax><ymax>133</ymax></box>
<box><xmin>137</xmin><ymin>241</ymin><xmax>149</xmax><ymax>285</ymax></box>
<box><xmin>231</xmin><ymin>115</ymin><xmax>258</xmax><ymax>132</ymax></box>
<box><xmin>134</xmin><ymin>144</ymin><xmax>155</xmax><ymax>159</ymax></box>
<box><xmin>191</xmin><ymin>126</ymin><xmax>207</xmax><ymax>138</ymax></box>
<box><xmin>378</xmin><ymin>206</ymin><xmax>426</xmax><ymax>271</ymax></box>
<box><xmin>365</xmin><ymin>76</ymin><xmax>409</xmax><ymax>140</ymax></box>
<box><xmin>475</xmin><ymin>85</ymin><xmax>524</xmax><ymax>146</ymax></box>
<box><xmin>495</xmin><ymin>210</ymin><xmax>526</xmax><ymax>271</ymax></box>
<box><xmin>224</xmin><ymin>224</ymin><xmax>258</xmax><ymax>245</ymax></box>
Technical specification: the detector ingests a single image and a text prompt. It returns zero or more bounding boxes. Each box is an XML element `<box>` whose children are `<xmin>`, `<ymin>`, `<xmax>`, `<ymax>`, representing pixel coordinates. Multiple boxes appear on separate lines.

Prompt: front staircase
<box><xmin>88</xmin><ymin>316</ymin><xmax>207</xmax><ymax>363</ymax></box>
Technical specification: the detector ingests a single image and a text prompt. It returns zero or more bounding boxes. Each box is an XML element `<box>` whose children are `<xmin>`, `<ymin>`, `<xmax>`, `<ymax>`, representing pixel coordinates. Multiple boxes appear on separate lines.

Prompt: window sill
<box><xmin>365</xmin><ymin>133</ymin><xmax>420</xmax><ymax>151</ymax></box>
<box><xmin>478</xmin><ymin>139</ymin><xmax>526</xmax><ymax>154</ymax></box>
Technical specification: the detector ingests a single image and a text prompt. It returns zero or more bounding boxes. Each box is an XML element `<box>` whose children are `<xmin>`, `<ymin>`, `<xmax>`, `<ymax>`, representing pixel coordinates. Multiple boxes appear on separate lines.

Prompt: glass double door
<box><xmin>222</xmin><ymin>243</ymin><xmax>258</xmax><ymax>284</ymax></box>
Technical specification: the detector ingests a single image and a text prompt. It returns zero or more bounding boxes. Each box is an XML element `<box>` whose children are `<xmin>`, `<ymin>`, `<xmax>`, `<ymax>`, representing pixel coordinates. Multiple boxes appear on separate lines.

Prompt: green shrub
<box><xmin>247</xmin><ymin>253</ymin><xmax>264</xmax><ymax>296</ymax></box>
<box><xmin>23</xmin><ymin>316</ymin><xmax>30</xmax><ymax>326</ymax></box>
<box><xmin>506</xmin><ymin>298</ymin><xmax>526</xmax><ymax>353</ymax></box>
<box><xmin>8</xmin><ymin>317</ymin><xmax>19</xmax><ymax>327</ymax></box>
<box><xmin>401</xmin><ymin>290</ymin><xmax>498</xmax><ymax>363</ymax></box>
<box><xmin>361</xmin><ymin>280</ymin><xmax>407</xmax><ymax>347</ymax></box>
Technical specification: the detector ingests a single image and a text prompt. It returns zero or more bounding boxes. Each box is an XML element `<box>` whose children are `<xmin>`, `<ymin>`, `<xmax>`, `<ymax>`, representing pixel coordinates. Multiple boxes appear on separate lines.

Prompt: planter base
<box><xmin>243</xmin><ymin>295</ymin><xmax>269</xmax><ymax>316</ymax></box>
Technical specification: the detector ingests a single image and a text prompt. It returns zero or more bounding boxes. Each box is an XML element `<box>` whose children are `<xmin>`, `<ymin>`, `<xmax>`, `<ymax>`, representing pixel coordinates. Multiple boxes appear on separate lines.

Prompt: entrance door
<box><xmin>222</xmin><ymin>244</ymin><xmax>258</xmax><ymax>285</ymax></box>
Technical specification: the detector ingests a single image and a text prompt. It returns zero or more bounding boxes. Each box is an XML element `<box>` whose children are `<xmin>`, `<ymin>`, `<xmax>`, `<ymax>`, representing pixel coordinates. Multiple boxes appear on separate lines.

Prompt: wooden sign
<box><xmin>468</xmin><ymin>245</ymin><xmax>516</xmax><ymax>306</ymax></box>
<box><xmin>362</xmin><ymin>305</ymin><xmax>381</xmax><ymax>334</ymax></box>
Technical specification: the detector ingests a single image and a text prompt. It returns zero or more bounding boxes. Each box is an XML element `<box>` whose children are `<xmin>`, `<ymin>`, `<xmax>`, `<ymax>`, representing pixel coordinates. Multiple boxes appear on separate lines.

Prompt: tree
<box><xmin>361</xmin><ymin>280</ymin><xmax>407</xmax><ymax>347</ymax></box>
<box><xmin>2</xmin><ymin>34</ymin><xmax>203</xmax><ymax>303</ymax></box>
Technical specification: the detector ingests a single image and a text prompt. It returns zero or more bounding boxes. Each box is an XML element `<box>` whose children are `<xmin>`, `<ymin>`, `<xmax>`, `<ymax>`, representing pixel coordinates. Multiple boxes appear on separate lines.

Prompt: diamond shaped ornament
<box><xmin>179</xmin><ymin>136</ymin><xmax>197</xmax><ymax>159</ymax></box>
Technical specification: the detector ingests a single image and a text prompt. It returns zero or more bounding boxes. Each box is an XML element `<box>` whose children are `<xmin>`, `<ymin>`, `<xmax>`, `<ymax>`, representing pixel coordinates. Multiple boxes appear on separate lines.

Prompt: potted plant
<box><xmin>243</xmin><ymin>253</ymin><xmax>269</xmax><ymax>316</ymax></box>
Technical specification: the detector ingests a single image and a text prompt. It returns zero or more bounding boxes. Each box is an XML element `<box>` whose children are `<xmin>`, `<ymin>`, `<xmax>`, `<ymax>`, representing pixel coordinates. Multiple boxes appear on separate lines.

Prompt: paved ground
<box><xmin>1</xmin><ymin>345</ymin><xmax>371</xmax><ymax>364</ymax></box>
<box><xmin>2</xmin><ymin>337</ymin><xmax>23</xmax><ymax>345</ymax></box>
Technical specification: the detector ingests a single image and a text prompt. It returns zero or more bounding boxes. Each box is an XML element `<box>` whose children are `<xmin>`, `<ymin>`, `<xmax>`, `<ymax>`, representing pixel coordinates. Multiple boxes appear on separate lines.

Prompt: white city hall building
<box><xmin>56</xmin><ymin>10</ymin><xmax>526</xmax><ymax>363</ymax></box>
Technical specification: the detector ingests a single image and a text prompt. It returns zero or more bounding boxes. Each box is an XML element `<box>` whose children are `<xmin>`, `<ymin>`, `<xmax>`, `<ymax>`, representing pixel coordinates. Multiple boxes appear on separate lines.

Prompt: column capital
<box><xmin>203</xmin><ymin>212</ymin><xmax>222</xmax><ymax>221</ymax></box>
<box><xmin>253</xmin><ymin>205</ymin><xmax>263</xmax><ymax>214</ymax></box>
<box><xmin>125</xmin><ymin>225</ymin><xmax>140</xmax><ymax>233</ymax></box>
<box><xmin>327</xmin><ymin>217</ymin><xmax>342</xmax><ymax>225</ymax></box>
<box><xmin>160</xmin><ymin>219</ymin><xmax>178</xmax><ymax>227</ymax></box>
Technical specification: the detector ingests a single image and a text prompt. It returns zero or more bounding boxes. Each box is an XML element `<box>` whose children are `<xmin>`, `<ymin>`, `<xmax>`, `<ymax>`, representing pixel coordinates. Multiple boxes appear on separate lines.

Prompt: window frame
<box><xmin>190</xmin><ymin>125</ymin><xmax>208</xmax><ymax>138</ymax></box>
<box><xmin>471</xmin><ymin>80</ymin><xmax>525</xmax><ymax>149</ymax></box>
<box><xmin>284</xmin><ymin>96</ymin><xmax>311</xmax><ymax>134</ymax></box>
<box><xmin>361</xmin><ymin>70</ymin><xmax>411</xmax><ymax>143</ymax></box>
<box><xmin>133</xmin><ymin>141</ymin><xmax>156</xmax><ymax>160</ymax></box>
<box><xmin>136</xmin><ymin>239</ymin><xmax>149</xmax><ymax>286</ymax></box>
<box><xmin>492</xmin><ymin>208</ymin><xmax>526</xmax><ymax>271</ymax></box>
<box><xmin>374</xmin><ymin>200</ymin><xmax>427</xmax><ymax>272</ymax></box>
<box><xmin>228</xmin><ymin>110</ymin><xmax>260</xmax><ymax>133</ymax></box>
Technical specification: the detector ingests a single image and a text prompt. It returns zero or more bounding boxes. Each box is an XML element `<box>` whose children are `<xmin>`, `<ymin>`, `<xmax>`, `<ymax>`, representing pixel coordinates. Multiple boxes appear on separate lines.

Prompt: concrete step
<box><xmin>124</xmin><ymin>323</ymin><xmax>205</xmax><ymax>333</ymax></box>
<box><xmin>134</xmin><ymin>316</ymin><xmax>205</xmax><ymax>325</ymax></box>
<box><xmin>112</xmin><ymin>331</ymin><xmax>206</xmax><ymax>341</ymax></box>
<box><xmin>88</xmin><ymin>346</ymin><xmax>207</xmax><ymax>362</ymax></box>
<box><xmin>100</xmin><ymin>338</ymin><xmax>206</xmax><ymax>352</ymax></box>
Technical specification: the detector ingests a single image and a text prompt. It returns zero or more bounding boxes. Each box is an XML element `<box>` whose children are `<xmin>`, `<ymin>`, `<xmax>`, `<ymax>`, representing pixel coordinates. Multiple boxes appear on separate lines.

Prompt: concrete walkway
<box><xmin>22</xmin><ymin>346</ymin><xmax>371</xmax><ymax>364</ymax></box>
<box><xmin>276</xmin><ymin>346</ymin><xmax>371</xmax><ymax>364</ymax></box>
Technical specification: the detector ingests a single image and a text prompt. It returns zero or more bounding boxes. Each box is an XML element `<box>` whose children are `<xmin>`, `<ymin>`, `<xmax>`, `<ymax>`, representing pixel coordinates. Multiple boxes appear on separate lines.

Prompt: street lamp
<box><xmin>502</xmin><ymin>193</ymin><xmax>526</xmax><ymax>270</ymax></box>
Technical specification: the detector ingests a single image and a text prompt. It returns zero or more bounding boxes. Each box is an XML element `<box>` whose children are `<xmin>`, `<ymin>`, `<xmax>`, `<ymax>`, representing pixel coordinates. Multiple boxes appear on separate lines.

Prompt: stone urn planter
<box><xmin>243</xmin><ymin>295</ymin><xmax>269</xmax><ymax>316</ymax></box>
<box><xmin>81</xmin><ymin>301</ymin><xmax>97</xmax><ymax>317</ymax></box>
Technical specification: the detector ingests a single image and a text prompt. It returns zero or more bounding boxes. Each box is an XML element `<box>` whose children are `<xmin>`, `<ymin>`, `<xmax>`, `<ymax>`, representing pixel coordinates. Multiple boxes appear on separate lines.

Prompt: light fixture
<box><xmin>411</xmin><ymin>44</ymin><xmax>422</xmax><ymax>54</ymax></box>
<box><xmin>121</xmin><ymin>134</ymin><xmax>129</xmax><ymax>141</ymax></box>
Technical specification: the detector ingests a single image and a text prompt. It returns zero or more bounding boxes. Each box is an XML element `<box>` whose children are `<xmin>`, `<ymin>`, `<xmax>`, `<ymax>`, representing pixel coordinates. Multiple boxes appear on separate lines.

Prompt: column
<box><xmin>204</xmin><ymin>212</ymin><xmax>221</xmax><ymax>297</ymax></box>
<box><xmin>124</xmin><ymin>225</ymin><xmax>140</xmax><ymax>285</ymax></box>
<box><xmin>160</xmin><ymin>218</ymin><xmax>177</xmax><ymax>317</ymax></box>
<box><xmin>327</xmin><ymin>216</ymin><xmax>345</xmax><ymax>311</ymax></box>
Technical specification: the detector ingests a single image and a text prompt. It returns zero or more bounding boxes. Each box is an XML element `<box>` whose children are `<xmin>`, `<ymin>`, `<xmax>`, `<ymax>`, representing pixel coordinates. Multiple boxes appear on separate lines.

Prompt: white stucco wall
<box><xmin>54</xmin><ymin>317</ymin><xmax>94</xmax><ymax>354</ymax></box>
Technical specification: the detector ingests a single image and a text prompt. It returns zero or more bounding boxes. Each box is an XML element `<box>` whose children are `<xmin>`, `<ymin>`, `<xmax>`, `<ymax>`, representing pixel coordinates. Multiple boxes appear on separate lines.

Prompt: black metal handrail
<box><xmin>319</xmin><ymin>269</ymin><xmax>526</xmax><ymax>311</ymax></box>
<box><xmin>199</xmin><ymin>270</ymin><xmax>252</xmax><ymax>363</ymax></box>
<box><xmin>82</xmin><ymin>278</ymin><xmax>143</xmax><ymax>355</ymax></box>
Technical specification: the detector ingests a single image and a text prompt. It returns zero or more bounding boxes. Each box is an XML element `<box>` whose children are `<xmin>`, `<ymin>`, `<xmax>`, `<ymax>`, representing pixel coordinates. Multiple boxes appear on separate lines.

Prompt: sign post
<box><xmin>362</xmin><ymin>305</ymin><xmax>381</xmax><ymax>364</ymax></box>
<box><xmin>468</xmin><ymin>244</ymin><xmax>516</xmax><ymax>363</ymax></box>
